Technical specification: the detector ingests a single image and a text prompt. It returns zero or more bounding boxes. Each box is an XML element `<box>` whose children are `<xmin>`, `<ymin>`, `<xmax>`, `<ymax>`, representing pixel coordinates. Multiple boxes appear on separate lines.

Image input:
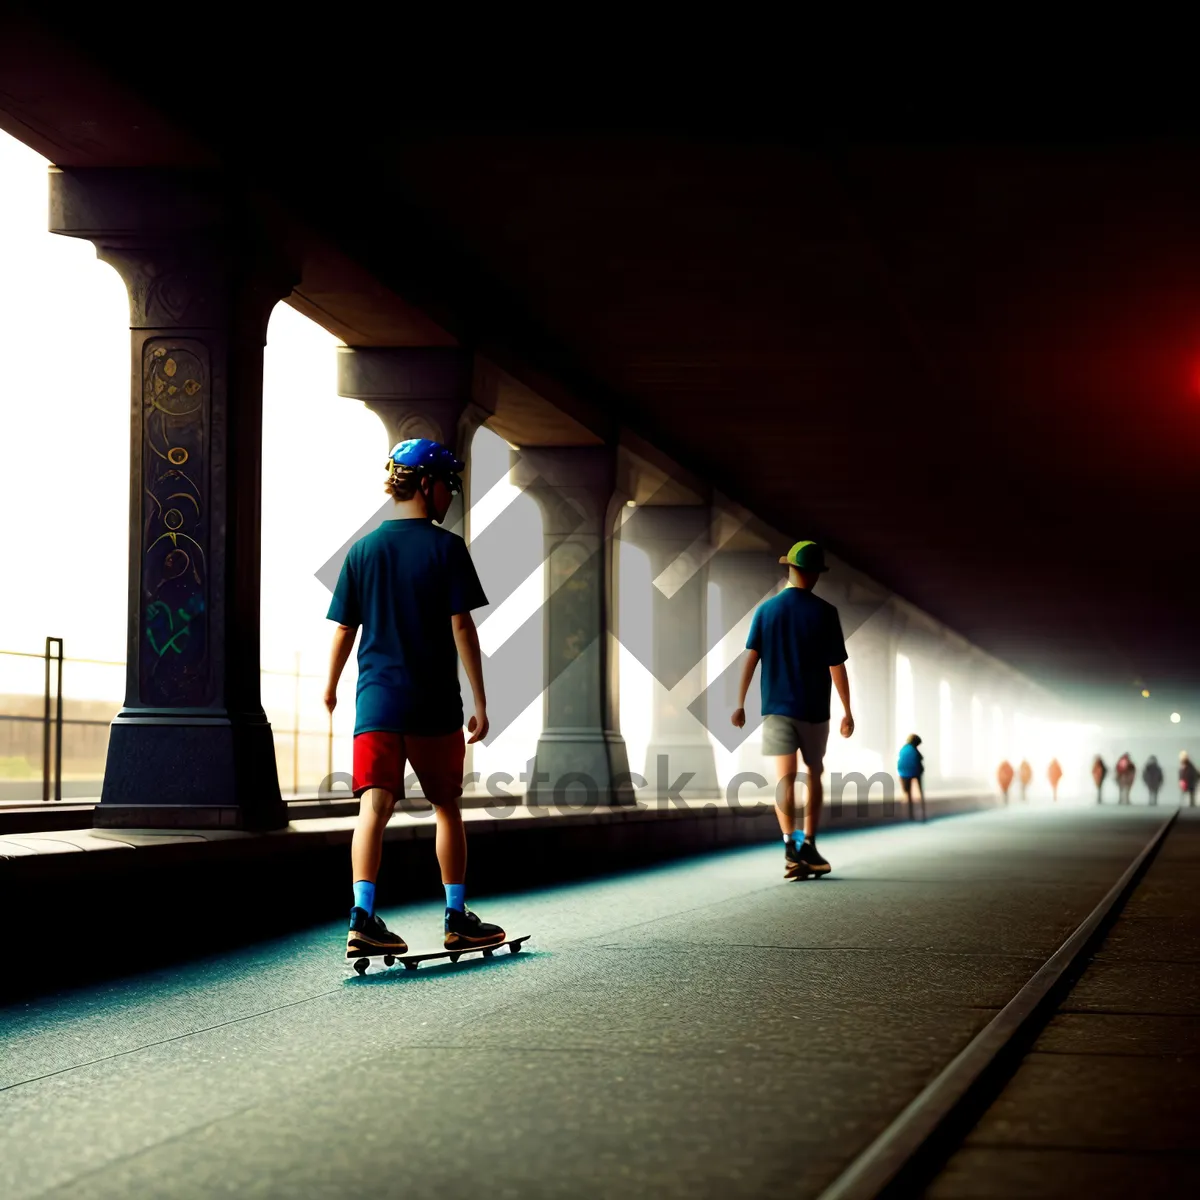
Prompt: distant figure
<box><xmin>1048</xmin><ymin>758</ymin><xmax>1063</xmax><ymax>802</ymax></box>
<box><xmin>1092</xmin><ymin>756</ymin><xmax>1107</xmax><ymax>804</ymax></box>
<box><xmin>1143</xmin><ymin>755</ymin><xmax>1163</xmax><ymax>805</ymax></box>
<box><xmin>997</xmin><ymin>759</ymin><xmax>1014</xmax><ymax>803</ymax></box>
<box><xmin>897</xmin><ymin>734</ymin><xmax>926</xmax><ymax>822</ymax></box>
<box><xmin>1180</xmin><ymin>752</ymin><xmax>1198</xmax><ymax>807</ymax></box>
<box><xmin>1018</xmin><ymin>759</ymin><xmax>1033</xmax><ymax>802</ymax></box>
<box><xmin>1115</xmin><ymin>753</ymin><xmax>1136</xmax><ymax>805</ymax></box>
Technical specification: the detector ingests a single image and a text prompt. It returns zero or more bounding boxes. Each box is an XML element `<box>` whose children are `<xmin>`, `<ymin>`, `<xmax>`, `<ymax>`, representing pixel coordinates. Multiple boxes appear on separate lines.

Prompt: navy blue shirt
<box><xmin>746</xmin><ymin>586</ymin><xmax>847</xmax><ymax>723</ymax></box>
<box><xmin>327</xmin><ymin>519</ymin><xmax>488</xmax><ymax>736</ymax></box>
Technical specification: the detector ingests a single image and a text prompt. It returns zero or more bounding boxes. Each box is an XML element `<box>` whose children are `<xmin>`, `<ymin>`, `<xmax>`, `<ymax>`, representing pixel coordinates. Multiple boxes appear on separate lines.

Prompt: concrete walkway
<box><xmin>927</xmin><ymin>810</ymin><xmax>1200</xmax><ymax>1198</ymax></box>
<box><xmin>0</xmin><ymin>807</ymin><xmax>1168</xmax><ymax>1198</ymax></box>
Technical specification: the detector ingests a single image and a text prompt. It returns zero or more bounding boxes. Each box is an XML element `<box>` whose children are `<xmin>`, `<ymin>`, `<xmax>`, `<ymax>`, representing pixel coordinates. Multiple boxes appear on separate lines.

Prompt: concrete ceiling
<box><xmin>2</xmin><ymin>16</ymin><xmax>1199</xmax><ymax>710</ymax></box>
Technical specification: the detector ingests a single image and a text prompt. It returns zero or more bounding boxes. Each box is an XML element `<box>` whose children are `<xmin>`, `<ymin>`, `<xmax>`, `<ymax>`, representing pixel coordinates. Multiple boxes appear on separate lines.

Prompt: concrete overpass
<box><xmin>1</xmin><ymin>15</ymin><xmax>1198</xmax><ymax>1199</ymax></box>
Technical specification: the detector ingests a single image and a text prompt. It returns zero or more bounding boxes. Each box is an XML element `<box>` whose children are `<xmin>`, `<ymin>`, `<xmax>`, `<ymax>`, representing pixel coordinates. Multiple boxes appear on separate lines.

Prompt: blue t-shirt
<box><xmin>327</xmin><ymin>519</ymin><xmax>488</xmax><ymax>736</ymax></box>
<box><xmin>746</xmin><ymin>587</ymin><xmax>847</xmax><ymax>723</ymax></box>
<box><xmin>897</xmin><ymin>743</ymin><xmax>924</xmax><ymax>778</ymax></box>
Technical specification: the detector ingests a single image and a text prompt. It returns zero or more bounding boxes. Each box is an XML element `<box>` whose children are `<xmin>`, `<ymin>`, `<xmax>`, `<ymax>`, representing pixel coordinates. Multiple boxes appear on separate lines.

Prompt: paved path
<box><xmin>0</xmin><ymin>807</ymin><xmax>1167</xmax><ymax>1198</ymax></box>
<box><xmin>926</xmin><ymin>810</ymin><xmax>1200</xmax><ymax>1198</ymax></box>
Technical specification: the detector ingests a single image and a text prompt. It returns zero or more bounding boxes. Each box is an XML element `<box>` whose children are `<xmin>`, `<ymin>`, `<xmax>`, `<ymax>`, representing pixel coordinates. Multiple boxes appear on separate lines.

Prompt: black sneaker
<box><xmin>784</xmin><ymin>839</ymin><xmax>805</xmax><ymax>879</ymax></box>
<box><xmin>346</xmin><ymin>908</ymin><xmax>408</xmax><ymax>960</ymax></box>
<box><xmin>444</xmin><ymin>907</ymin><xmax>506</xmax><ymax>950</ymax></box>
<box><xmin>796</xmin><ymin>839</ymin><xmax>831</xmax><ymax>878</ymax></box>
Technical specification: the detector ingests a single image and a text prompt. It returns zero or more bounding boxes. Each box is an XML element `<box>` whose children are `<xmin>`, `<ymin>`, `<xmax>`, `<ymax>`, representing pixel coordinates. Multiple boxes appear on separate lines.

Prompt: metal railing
<box><xmin>0</xmin><ymin>640</ymin><xmax>338</xmax><ymax>802</ymax></box>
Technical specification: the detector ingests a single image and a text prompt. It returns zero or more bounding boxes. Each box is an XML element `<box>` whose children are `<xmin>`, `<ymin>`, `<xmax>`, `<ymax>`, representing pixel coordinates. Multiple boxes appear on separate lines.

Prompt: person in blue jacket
<box><xmin>897</xmin><ymin>734</ymin><xmax>926</xmax><ymax>821</ymax></box>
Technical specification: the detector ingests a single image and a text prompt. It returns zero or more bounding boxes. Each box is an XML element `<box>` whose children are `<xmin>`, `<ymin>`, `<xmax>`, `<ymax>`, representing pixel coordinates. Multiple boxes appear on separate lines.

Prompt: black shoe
<box><xmin>444</xmin><ymin>907</ymin><xmax>506</xmax><ymax>950</ymax></box>
<box><xmin>786</xmin><ymin>838</ymin><xmax>831</xmax><ymax>879</ymax></box>
<box><xmin>798</xmin><ymin>839</ymin><xmax>831</xmax><ymax>876</ymax></box>
<box><xmin>346</xmin><ymin>908</ymin><xmax>408</xmax><ymax>959</ymax></box>
<box><xmin>784</xmin><ymin>839</ymin><xmax>804</xmax><ymax>879</ymax></box>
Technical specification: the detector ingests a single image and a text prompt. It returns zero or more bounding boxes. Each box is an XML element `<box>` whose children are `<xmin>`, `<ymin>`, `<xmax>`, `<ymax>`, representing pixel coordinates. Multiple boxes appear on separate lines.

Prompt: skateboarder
<box><xmin>1143</xmin><ymin>755</ymin><xmax>1163</xmax><ymax>805</ymax></box>
<box><xmin>325</xmin><ymin>437</ymin><xmax>506</xmax><ymax>964</ymax></box>
<box><xmin>897</xmin><ymin>734</ymin><xmax>926</xmax><ymax>821</ymax></box>
<box><xmin>1180</xmin><ymin>751</ymin><xmax>1198</xmax><ymax>806</ymax></box>
<box><xmin>1115</xmin><ymin>752</ymin><xmax>1136</xmax><ymax>805</ymax></box>
<box><xmin>732</xmin><ymin>539</ymin><xmax>854</xmax><ymax>879</ymax></box>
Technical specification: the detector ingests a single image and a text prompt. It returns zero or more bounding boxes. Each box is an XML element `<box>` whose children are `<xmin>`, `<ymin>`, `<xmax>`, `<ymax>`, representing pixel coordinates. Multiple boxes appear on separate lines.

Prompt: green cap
<box><xmin>779</xmin><ymin>540</ymin><xmax>828</xmax><ymax>573</ymax></box>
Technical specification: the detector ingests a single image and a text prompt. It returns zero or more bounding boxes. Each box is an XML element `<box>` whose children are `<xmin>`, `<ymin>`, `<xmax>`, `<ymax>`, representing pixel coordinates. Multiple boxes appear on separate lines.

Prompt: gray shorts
<box><xmin>761</xmin><ymin>715</ymin><xmax>830</xmax><ymax>772</ymax></box>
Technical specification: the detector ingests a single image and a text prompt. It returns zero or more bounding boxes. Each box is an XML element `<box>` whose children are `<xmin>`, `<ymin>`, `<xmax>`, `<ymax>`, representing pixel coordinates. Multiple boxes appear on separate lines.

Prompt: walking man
<box><xmin>733</xmin><ymin>540</ymin><xmax>854</xmax><ymax>879</ymax></box>
<box><xmin>1143</xmin><ymin>755</ymin><xmax>1163</xmax><ymax>805</ymax></box>
<box><xmin>1115</xmin><ymin>752</ymin><xmax>1136</xmax><ymax>805</ymax></box>
<box><xmin>325</xmin><ymin>438</ymin><xmax>505</xmax><ymax>963</ymax></box>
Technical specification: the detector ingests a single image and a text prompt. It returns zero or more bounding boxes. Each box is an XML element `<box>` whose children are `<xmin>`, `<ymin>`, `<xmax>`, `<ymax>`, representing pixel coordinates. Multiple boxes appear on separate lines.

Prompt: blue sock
<box><xmin>445</xmin><ymin>883</ymin><xmax>466</xmax><ymax>912</ymax></box>
<box><xmin>352</xmin><ymin>880</ymin><xmax>376</xmax><ymax>917</ymax></box>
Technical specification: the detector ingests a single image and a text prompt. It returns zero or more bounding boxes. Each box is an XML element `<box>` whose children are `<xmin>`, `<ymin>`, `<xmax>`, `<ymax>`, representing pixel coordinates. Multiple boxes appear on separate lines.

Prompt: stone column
<box><xmin>50</xmin><ymin>168</ymin><xmax>297</xmax><ymax>829</ymax></box>
<box><xmin>622</xmin><ymin>505</ymin><xmax>720</xmax><ymax>798</ymax></box>
<box><xmin>510</xmin><ymin>446</ymin><xmax>632</xmax><ymax>806</ymax></box>
<box><xmin>708</xmin><ymin>550</ymin><xmax>782</xmax><ymax>776</ymax></box>
<box><xmin>336</xmin><ymin>347</ymin><xmax>486</xmax><ymax>788</ymax></box>
<box><xmin>336</xmin><ymin>346</ymin><xmax>486</xmax><ymax>537</ymax></box>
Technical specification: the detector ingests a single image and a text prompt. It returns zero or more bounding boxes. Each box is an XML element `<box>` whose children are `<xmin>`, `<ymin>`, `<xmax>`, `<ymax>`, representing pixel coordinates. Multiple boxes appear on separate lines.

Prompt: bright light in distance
<box><xmin>1142</xmin><ymin>689</ymin><xmax>1151</xmax><ymax>698</ymax></box>
<box><xmin>1171</xmin><ymin>712</ymin><xmax>1182</xmax><ymax>724</ymax></box>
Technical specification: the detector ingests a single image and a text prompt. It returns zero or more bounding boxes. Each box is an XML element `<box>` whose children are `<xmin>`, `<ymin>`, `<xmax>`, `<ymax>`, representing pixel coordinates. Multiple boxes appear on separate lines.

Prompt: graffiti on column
<box><xmin>141</xmin><ymin>341</ymin><xmax>210</xmax><ymax>705</ymax></box>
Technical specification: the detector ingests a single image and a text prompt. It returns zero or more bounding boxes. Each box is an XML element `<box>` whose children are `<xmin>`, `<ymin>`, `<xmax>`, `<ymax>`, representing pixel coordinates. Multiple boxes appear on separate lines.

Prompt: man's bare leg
<box><xmin>432</xmin><ymin>798</ymin><xmax>467</xmax><ymax>884</ymax></box>
<box><xmin>432</xmin><ymin>796</ymin><xmax>506</xmax><ymax>947</ymax></box>
<box><xmin>803</xmin><ymin>765</ymin><xmax>823</xmax><ymax>840</ymax></box>
<box><xmin>352</xmin><ymin>787</ymin><xmax>395</xmax><ymax>883</ymax></box>
<box><xmin>773</xmin><ymin>752</ymin><xmax>799</xmax><ymax>838</ymax></box>
<box><xmin>346</xmin><ymin>787</ymin><xmax>408</xmax><ymax>957</ymax></box>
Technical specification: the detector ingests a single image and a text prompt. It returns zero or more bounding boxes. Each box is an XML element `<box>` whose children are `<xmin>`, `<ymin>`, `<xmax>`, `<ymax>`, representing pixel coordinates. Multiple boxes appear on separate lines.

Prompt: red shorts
<box><xmin>352</xmin><ymin>729</ymin><xmax>466</xmax><ymax>804</ymax></box>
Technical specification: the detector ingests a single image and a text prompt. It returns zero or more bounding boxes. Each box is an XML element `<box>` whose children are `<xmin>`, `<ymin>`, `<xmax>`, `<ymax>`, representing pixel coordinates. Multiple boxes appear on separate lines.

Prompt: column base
<box><xmin>96</xmin><ymin>715</ymin><xmax>287</xmax><ymax>831</ymax></box>
<box><xmin>643</xmin><ymin>738</ymin><xmax>722</xmax><ymax>799</ymax></box>
<box><xmin>529</xmin><ymin>728</ymin><xmax>635</xmax><ymax>807</ymax></box>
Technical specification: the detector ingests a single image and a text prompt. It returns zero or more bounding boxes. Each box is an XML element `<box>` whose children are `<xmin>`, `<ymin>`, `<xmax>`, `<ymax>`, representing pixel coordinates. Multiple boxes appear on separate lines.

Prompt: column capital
<box><xmin>509</xmin><ymin>444</ymin><xmax>623</xmax><ymax>537</ymax></box>
<box><xmin>336</xmin><ymin>346</ymin><xmax>483</xmax><ymax>457</ymax></box>
<box><xmin>49</xmin><ymin>167</ymin><xmax>296</xmax><ymax>337</ymax></box>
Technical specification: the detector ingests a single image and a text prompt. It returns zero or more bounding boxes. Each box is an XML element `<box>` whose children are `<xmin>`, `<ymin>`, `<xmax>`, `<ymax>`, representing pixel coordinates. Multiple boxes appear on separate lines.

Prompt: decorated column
<box><xmin>50</xmin><ymin>168</ymin><xmax>297</xmax><ymax>828</ymax></box>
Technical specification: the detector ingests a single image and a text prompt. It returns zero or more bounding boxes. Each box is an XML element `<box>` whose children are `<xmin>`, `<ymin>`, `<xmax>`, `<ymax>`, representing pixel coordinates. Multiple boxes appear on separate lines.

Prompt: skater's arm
<box><xmin>324</xmin><ymin>623</ymin><xmax>357</xmax><ymax>713</ymax></box>
<box><xmin>830</xmin><ymin>663</ymin><xmax>855</xmax><ymax>737</ymax></box>
<box><xmin>452</xmin><ymin>611</ymin><xmax>489</xmax><ymax>743</ymax></box>
<box><xmin>731</xmin><ymin>649</ymin><xmax>759</xmax><ymax>727</ymax></box>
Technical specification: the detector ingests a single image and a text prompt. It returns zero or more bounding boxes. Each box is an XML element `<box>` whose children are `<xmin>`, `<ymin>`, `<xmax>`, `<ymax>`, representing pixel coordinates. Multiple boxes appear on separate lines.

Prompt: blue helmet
<box><xmin>386</xmin><ymin>438</ymin><xmax>464</xmax><ymax>492</ymax></box>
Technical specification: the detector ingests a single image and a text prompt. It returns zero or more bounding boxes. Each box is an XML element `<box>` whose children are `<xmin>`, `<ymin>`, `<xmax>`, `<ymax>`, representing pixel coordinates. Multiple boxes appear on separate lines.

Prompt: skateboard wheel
<box><xmin>353</xmin><ymin>959</ymin><xmax>369</xmax><ymax>976</ymax></box>
<box><xmin>510</xmin><ymin>943</ymin><xmax>522</xmax><ymax>955</ymax></box>
<box><xmin>448</xmin><ymin>952</ymin><xmax>461</xmax><ymax>963</ymax></box>
<box><xmin>404</xmin><ymin>960</ymin><xmax>418</xmax><ymax>970</ymax></box>
<box><xmin>483</xmin><ymin>948</ymin><xmax>494</xmax><ymax>958</ymax></box>
<box><xmin>383</xmin><ymin>955</ymin><xmax>395</xmax><ymax>966</ymax></box>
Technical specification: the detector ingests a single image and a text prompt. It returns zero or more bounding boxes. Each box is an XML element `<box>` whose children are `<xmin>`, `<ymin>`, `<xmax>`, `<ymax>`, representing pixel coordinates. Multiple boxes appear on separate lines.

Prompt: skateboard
<box><xmin>786</xmin><ymin>865</ymin><xmax>829</xmax><ymax>881</ymax></box>
<box><xmin>349</xmin><ymin>934</ymin><xmax>531</xmax><ymax>976</ymax></box>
